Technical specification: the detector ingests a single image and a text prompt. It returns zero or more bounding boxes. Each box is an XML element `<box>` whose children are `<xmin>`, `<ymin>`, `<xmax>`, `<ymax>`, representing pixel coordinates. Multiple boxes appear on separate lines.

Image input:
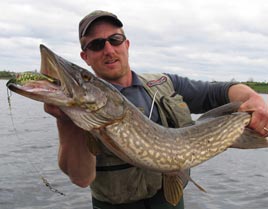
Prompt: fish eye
<box><xmin>81</xmin><ymin>72</ymin><xmax>91</xmax><ymax>82</ymax></box>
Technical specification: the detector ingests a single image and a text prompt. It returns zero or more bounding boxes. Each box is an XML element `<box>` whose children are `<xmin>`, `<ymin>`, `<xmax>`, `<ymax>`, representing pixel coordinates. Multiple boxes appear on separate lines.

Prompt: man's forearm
<box><xmin>228</xmin><ymin>83</ymin><xmax>261</xmax><ymax>103</ymax></box>
<box><xmin>57</xmin><ymin>119</ymin><xmax>96</xmax><ymax>187</ymax></box>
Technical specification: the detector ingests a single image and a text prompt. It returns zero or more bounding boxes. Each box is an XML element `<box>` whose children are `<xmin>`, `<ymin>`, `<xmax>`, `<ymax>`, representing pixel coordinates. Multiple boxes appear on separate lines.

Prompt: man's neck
<box><xmin>108</xmin><ymin>70</ymin><xmax>133</xmax><ymax>87</ymax></box>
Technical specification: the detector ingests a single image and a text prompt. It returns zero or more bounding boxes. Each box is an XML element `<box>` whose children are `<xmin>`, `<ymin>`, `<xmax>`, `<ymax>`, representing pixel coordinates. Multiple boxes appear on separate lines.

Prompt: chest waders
<box><xmin>91</xmin><ymin>74</ymin><xmax>193</xmax><ymax>209</ymax></box>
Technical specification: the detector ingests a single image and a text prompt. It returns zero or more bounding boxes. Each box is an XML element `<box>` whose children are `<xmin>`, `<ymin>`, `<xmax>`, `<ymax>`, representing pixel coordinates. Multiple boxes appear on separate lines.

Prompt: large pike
<box><xmin>7</xmin><ymin>45</ymin><xmax>268</xmax><ymax>205</ymax></box>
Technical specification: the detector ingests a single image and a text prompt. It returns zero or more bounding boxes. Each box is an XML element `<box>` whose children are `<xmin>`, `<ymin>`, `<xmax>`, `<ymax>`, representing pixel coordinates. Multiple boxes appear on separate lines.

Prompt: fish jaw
<box><xmin>6</xmin><ymin>74</ymin><xmax>74</xmax><ymax>107</ymax></box>
<box><xmin>6</xmin><ymin>44</ymin><xmax>109</xmax><ymax>111</ymax></box>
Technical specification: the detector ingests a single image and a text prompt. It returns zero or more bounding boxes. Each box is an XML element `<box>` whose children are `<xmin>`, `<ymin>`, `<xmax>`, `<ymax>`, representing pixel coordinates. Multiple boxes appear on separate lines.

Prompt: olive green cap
<box><xmin>79</xmin><ymin>10</ymin><xmax>123</xmax><ymax>39</ymax></box>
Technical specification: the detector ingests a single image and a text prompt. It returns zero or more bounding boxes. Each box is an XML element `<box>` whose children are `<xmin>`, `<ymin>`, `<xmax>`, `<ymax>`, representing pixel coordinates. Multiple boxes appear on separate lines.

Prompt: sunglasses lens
<box><xmin>87</xmin><ymin>39</ymin><xmax>106</xmax><ymax>51</ymax></box>
<box><xmin>109</xmin><ymin>34</ymin><xmax>126</xmax><ymax>46</ymax></box>
<box><xmin>84</xmin><ymin>34</ymin><xmax>126</xmax><ymax>51</ymax></box>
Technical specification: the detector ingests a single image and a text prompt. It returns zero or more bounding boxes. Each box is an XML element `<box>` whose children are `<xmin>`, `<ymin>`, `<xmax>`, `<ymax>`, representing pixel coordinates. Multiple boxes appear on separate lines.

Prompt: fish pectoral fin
<box><xmin>188</xmin><ymin>175</ymin><xmax>206</xmax><ymax>193</ymax></box>
<box><xmin>163</xmin><ymin>174</ymin><xmax>184</xmax><ymax>206</ymax></box>
<box><xmin>177</xmin><ymin>170</ymin><xmax>206</xmax><ymax>193</ymax></box>
<box><xmin>85</xmin><ymin>132</ymin><xmax>102</xmax><ymax>155</ymax></box>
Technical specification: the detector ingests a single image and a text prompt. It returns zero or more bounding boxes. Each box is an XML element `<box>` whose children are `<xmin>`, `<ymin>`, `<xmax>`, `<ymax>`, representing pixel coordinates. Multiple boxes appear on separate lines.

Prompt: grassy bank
<box><xmin>242</xmin><ymin>82</ymin><xmax>268</xmax><ymax>94</ymax></box>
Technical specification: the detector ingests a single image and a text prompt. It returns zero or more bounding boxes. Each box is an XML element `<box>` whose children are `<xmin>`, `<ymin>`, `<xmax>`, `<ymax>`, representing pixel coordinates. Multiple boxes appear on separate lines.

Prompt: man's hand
<box><xmin>228</xmin><ymin>84</ymin><xmax>268</xmax><ymax>136</ymax></box>
<box><xmin>239</xmin><ymin>95</ymin><xmax>268</xmax><ymax>136</ymax></box>
<box><xmin>44</xmin><ymin>103</ymin><xmax>70</xmax><ymax>121</ymax></box>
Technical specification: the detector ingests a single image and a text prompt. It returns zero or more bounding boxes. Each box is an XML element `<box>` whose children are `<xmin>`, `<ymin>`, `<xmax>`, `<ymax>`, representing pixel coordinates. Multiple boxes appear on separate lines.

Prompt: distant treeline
<box><xmin>0</xmin><ymin>71</ymin><xmax>15</xmax><ymax>79</ymax></box>
<box><xmin>0</xmin><ymin>70</ymin><xmax>267</xmax><ymax>93</ymax></box>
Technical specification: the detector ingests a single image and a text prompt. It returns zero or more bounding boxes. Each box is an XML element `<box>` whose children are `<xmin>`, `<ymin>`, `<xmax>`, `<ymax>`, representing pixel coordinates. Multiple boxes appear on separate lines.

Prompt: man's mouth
<box><xmin>104</xmin><ymin>59</ymin><xmax>118</xmax><ymax>64</ymax></box>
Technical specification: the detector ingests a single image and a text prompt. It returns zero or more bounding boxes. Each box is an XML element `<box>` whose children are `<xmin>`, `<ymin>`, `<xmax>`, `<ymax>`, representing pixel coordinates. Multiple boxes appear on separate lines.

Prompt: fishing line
<box><xmin>149</xmin><ymin>90</ymin><xmax>158</xmax><ymax>120</ymax></box>
<box><xmin>7</xmin><ymin>88</ymin><xmax>65</xmax><ymax>196</ymax></box>
<box><xmin>7</xmin><ymin>87</ymin><xmax>12</xmax><ymax>110</ymax></box>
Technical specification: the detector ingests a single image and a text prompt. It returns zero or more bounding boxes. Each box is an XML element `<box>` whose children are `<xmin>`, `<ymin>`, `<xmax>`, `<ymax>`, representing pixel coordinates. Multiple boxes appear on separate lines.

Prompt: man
<box><xmin>44</xmin><ymin>10</ymin><xmax>268</xmax><ymax>209</ymax></box>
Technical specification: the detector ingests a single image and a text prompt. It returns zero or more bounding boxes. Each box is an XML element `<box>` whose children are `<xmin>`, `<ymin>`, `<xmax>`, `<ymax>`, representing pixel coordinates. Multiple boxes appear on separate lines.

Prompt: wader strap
<box><xmin>96</xmin><ymin>163</ymin><xmax>133</xmax><ymax>172</ymax></box>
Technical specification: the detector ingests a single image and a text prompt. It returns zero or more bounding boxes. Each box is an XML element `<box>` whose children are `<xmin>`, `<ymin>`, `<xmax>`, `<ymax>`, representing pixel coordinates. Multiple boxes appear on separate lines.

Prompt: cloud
<box><xmin>0</xmin><ymin>0</ymin><xmax>268</xmax><ymax>82</ymax></box>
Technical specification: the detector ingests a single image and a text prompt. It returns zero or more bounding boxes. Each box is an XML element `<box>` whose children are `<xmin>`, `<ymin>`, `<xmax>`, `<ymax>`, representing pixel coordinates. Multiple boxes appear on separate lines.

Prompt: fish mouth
<box><xmin>7</xmin><ymin>44</ymin><xmax>109</xmax><ymax>110</ymax></box>
<box><xmin>6</xmin><ymin>44</ymin><xmax>79</xmax><ymax>106</ymax></box>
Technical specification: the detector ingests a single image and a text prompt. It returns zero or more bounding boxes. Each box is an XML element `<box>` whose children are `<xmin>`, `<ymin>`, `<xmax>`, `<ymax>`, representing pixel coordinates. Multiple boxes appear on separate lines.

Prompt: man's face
<box><xmin>80</xmin><ymin>21</ymin><xmax>130</xmax><ymax>83</ymax></box>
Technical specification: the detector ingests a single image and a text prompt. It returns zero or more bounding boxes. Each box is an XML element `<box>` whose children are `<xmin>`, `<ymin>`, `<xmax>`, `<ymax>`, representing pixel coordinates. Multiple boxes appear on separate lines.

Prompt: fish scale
<box><xmin>101</xmin><ymin>105</ymin><xmax>251</xmax><ymax>172</ymax></box>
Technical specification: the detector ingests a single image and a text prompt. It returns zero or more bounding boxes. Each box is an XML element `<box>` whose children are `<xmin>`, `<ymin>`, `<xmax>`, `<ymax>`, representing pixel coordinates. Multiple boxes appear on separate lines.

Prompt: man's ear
<box><xmin>125</xmin><ymin>39</ymin><xmax>130</xmax><ymax>50</ymax></box>
<box><xmin>80</xmin><ymin>51</ymin><xmax>91</xmax><ymax>66</ymax></box>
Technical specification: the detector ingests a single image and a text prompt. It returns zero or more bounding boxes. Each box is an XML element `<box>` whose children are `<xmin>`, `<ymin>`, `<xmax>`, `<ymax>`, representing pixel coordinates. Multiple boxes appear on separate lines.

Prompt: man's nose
<box><xmin>103</xmin><ymin>41</ymin><xmax>115</xmax><ymax>54</ymax></box>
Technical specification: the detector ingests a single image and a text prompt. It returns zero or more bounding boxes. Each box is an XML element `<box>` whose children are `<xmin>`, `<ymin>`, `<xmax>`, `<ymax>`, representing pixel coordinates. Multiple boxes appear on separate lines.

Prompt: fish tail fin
<box><xmin>231</xmin><ymin>129</ymin><xmax>268</xmax><ymax>149</ymax></box>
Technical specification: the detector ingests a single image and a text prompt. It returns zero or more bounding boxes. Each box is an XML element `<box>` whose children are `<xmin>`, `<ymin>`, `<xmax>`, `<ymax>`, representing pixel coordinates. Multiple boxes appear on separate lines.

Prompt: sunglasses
<box><xmin>83</xmin><ymin>33</ymin><xmax>126</xmax><ymax>51</ymax></box>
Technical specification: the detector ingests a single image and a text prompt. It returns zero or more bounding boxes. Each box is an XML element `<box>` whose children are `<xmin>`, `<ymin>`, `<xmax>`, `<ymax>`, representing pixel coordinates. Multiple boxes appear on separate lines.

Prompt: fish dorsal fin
<box><xmin>163</xmin><ymin>171</ymin><xmax>207</xmax><ymax>206</ymax></box>
<box><xmin>197</xmin><ymin>102</ymin><xmax>241</xmax><ymax>121</ymax></box>
<box><xmin>163</xmin><ymin>174</ymin><xmax>184</xmax><ymax>206</ymax></box>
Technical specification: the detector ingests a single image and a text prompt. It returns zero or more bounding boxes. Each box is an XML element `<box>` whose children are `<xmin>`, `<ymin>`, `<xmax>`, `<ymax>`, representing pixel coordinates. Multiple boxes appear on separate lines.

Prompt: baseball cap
<box><xmin>79</xmin><ymin>10</ymin><xmax>123</xmax><ymax>39</ymax></box>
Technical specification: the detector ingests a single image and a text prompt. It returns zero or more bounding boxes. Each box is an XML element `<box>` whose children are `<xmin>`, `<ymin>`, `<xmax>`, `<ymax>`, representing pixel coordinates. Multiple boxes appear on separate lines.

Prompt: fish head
<box><xmin>6</xmin><ymin>44</ymin><xmax>115</xmax><ymax>112</ymax></box>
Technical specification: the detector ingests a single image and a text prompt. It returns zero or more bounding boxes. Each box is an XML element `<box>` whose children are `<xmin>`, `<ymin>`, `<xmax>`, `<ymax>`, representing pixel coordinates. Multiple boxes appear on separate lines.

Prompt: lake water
<box><xmin>0</xmin><ymin>79</ymin><xmax>268</xmax><ymax>209</ymax></box>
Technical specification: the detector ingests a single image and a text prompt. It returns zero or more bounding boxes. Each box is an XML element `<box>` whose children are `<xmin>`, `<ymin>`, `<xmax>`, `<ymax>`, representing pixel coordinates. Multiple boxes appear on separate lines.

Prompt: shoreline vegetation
<box><xmin>1</xmin><ymin>70</ymin><xmax>268</xmax><ymax>94</ymax></box>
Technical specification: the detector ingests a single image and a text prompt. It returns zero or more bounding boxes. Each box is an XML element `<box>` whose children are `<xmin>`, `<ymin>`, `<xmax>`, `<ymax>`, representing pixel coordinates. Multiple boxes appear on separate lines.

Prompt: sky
<box><xmin>1</xmin><ymin>0</ymin><xmax>268</xmax><ymax>82</ymax></box>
